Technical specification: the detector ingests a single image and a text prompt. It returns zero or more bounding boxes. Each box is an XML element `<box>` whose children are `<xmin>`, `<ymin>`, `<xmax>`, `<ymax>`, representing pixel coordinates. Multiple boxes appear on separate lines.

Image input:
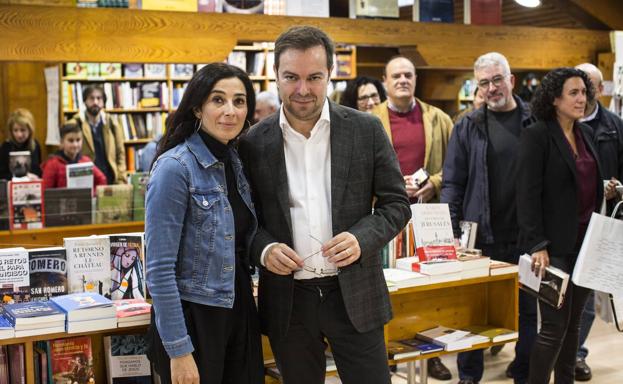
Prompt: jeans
<box><xmin>457</xmin><ymin>242</ymin><xmax>537</xmax><ymax>384</ymax></box>
<box><xmin>576</xmin><ymin>290</ymin><xmax>595</xmax><ymax>359</ymax></box>
<box><xmin>529</xmin><ymin>281</ymin><xmax>591</xmax><ymax>384</ymax></box>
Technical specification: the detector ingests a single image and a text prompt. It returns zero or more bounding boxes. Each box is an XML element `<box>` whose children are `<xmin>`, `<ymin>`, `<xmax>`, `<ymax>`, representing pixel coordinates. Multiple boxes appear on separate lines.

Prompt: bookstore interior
<box><xmin>1</xmin><ymin>1</ymin><xmax>623</xmax><ymax>384</ymax></box>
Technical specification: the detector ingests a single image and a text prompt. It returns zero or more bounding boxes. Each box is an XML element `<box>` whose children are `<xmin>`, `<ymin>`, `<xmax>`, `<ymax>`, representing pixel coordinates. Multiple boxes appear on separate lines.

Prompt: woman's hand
<box><xmin>170</xmin><ymin>353</ymin><xmax>199</xmax><ymax>384</ymax></box>
<box><xmin>531</xmin><ymin>249</ymin><xmax>550</xmax><ymax>278</ymax></box>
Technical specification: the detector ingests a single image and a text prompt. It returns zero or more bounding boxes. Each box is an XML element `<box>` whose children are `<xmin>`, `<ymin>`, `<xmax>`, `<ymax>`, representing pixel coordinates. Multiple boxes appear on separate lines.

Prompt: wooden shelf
<box><xmin>124</xmin><ymin>138</ymin><xmax>152</xmax><ymax>145</ymax></box>
<box><xmin>62</xmin><ymin>77</ymin><xmax>167</xmax><ymax>82</ymax></box>
<box><xmin>0</xmin><ymin>324</ymin><xmax>148</xmax><ymax>347</ymax></box>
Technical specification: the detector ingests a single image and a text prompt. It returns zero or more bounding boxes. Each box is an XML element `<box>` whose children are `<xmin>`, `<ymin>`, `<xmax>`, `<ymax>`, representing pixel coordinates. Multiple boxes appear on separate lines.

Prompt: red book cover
<box><xmin>8</xmin><ymin>181</ymin><xmax>45</xmax><ymax>230</ymax></box>
<box><xmin>467</xmin><ymin>0</ymin><xmax>502</xmax><ymax>25</ymax></box>
<box><xmin>113</xmin><ymin>299</ymin><xmax>151</xmax><ymax>318</ymax></box>
<box><xmin>51</xmin><ymin>336</ymin><xmax>94</xmax><ymax>384</ymax></box>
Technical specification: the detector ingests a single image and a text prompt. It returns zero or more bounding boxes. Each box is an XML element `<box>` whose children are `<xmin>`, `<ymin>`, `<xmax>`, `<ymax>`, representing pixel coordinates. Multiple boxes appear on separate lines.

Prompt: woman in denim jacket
<box><xmin>145</xmin><ymin>63</ymin><xmax>263</xmax><ymax>384</ymax></box>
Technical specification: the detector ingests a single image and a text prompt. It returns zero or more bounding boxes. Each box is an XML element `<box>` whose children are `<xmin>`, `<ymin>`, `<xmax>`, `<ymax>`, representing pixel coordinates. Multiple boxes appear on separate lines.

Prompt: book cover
<box><xmin>518</xmin><ymin>254</ymin><xmax>569</xmax><ymax>309</ymax></box>
<box><xmin>50</xmin><ymin>336</ymin><xmax>95</xmax><ymax>384</ymax></box>
<box><xmin>198</xmin><ymin>0</ymin><xmax>223</xmax><ymax>12</ymax></box>
<box><xmin>396</xmin><ymin>256</ymin><xmax>462</xmax><ymax>276</ymax></box>
<box><xmin>99</xmin><ymin>63</ymin><xmax>122</xmax><ymax>78</ymax></box>
<box><xmin>0</xmin><ymin>180</ymin><xmax>8</xmax><ymax>230</ymax></box>
<box><xmin>399</xmin><ymin>337</ymin><xmax>445</xmax><ymax>354</ymax></box>
<box><xmin>113</xmin><ymin>299</ymin><xmax>151</xmax><ymax>319</ymax></box>
<box><xmin>129</xmin><ymin>173</ymin><xmax>149</xmax><ymax>222</ymax></box>
<box><xmin>0</xmin><ymin>247</ymin><xmax>30</xmax><ymax>304</ymax></box>
<box><xmin>139</xmin><ymin>82</ymin><xmax>162</xmax><ymax>108</ymax></box>
<box><xmin>8</xmin><ymin>181</ymin><xmax>45</xmax><ymax>230</ymax></box>
<box><xmin>0</xmin><ymin>316</ymin><xmax>15</xmax><ymax>340</ymax></box>
<box><xmin>459</xmin><ymin>220</ymin><xmax>478</xmax><ymax>250</ymax></box>
<box><xmin>411</xmin><ymin>204</ymin><xmax>457</xmax><ymax>262</ymax></box>
<box><xmin>462</xmin><ymin>325</ymin><xmax>518</xmax><ymax>343</ymax></box>
<box><xmin>2</xmin><ymin>301</ymin><xmax>64</xmax><ymax>328</ymax></box>
<box><xmin>356</xmin><ymin>0</ymin><xmax>398</xmax><ymax>19</ymax></box>
<box><xmin>141</xmin><ymin>0</ymin><xmax>197</xmax><ymax>12</ymax></box>
<box><xmin>28</xmin><ymin>247</ymin><xmax>68</xmax><ymax>301</ymax></box>
<box><xmin>44</xmin><ymin>188</ymin><xmax>93</xmax><ymax>227</ymax></box>
<box><xmin>96</xmin><ymin>184</ymin><xmax>133</xmax><ymax>224</ymax></box>
<box><xmin>224</xmin><ymin>0</ymin><xmax>264</xmax><ymax>14</ymax></box>
<box><xmin>65</xmin><ymin>63</ymin><xmax>88</xmax><ymax>78</ymax></box>
<box><xmin>123</xmin><ymin>64</ymin><xmax>143</xmax><ymax>78</ymax></box>
<box><xmin>464</xmin><ymin>0</ymin><xmax>502</xmax><ymax>25</ymax></box>
<box><xmin>8</xmin><ymin>151</ymin><xmax>31</xmax><ymax>178</ymax></box>
<box><xmin>414</xmin><ymin>0</ymin><xmax>453</xmax><ymax>22</ymax></box>
<box><xmin>0</xmin><ymin>345</ymin><xmax>8</xmax><ymax>384</ymax></box>
<box><xmin>386</xmin><ymin>340</ymin><xmax>420</xmax><ymax>360</ymax></box>
<box><xmin>7</xmin><ymin>344</ymin><xmax>24</xmax><ymax>384</ymax></box>
<box><xmin>110</xmin><ymin>234</ymin><xmax>146</xmax><ymax>300</ymax></box>
<box><xmin>143</xmin><ymin>64</ymin><xmax>166</xmax><ymax>78</ymax></box>
<box><xmin>66</xmin><ymin>162</ymin><xmax>94</xmax><ymax>190</ymax></box>
<box><xmin>416</xmin><ymin>325</ymin><xmax>470</xmax><ymax>351</ymax></box>
<box><xmin>64</xmin><ymin>235</ymin><xmax>111</xmax><ymax>297</ymax></box>
<box><xmin>104</xmin><ymin>334</ymin><xmax>151</xmax><ymax>384</ymax></box>
<box><xmin>170</xmin><ymin>64</ymin><xmax>194</xmax><ymax>78</ymax></box>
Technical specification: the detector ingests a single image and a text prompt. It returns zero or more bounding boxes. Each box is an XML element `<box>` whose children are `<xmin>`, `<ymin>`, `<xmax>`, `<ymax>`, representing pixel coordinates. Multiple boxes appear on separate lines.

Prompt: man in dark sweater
<box><xmin>441</xmin><ymin>52</ymin><xmax>537</xmax><ymax>384</ymax></box>
<box><xmin>573</xmin><ymin>63</ymin><xmax>623</xmax><ymax>382</ymax></box>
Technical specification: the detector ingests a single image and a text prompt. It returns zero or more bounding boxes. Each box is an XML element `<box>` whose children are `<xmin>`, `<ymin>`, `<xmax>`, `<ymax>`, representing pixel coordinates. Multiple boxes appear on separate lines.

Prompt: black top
<box><xmin>486</xmin><ymin>107</ymin><xmax>522</xmax><ymax>243</ymax></box>
<box><xmin>0</xmin><ymin>139</ymin><xmax>42</xmax><ymax>180</ymax></box>
<box><xmin>89</xmin><ymin>119</ymin><xmax>114</xmax><ymax>184</ymax></box>
<box><xmin>198</xmin><ymin>130</ymin><xmax>252</xmax><ymax>271</ymax></box>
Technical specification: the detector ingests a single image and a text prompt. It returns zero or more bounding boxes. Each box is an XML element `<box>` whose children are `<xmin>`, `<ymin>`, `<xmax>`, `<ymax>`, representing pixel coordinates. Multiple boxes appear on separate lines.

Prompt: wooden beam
<box><xmin>0</xmin><ymin>5</ymin><xmax>610</xmax><ymax>69</ymax></box>
<box><xmin>570</xmin><ymin>0</ymin><xmax>623</xmax><ymax>31</ymax></box>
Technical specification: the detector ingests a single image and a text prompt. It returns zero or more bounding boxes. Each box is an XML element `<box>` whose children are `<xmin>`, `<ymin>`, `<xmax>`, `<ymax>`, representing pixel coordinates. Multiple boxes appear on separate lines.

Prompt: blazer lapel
<box><xmin>329</xmin><ymin>103</ymin><xmax>353</xmax><ymax>232</ymax></box>
<box><xmin>548</xmin><ymin>119</ymin><xmax>578</xmax><ymax>183</ymax></box>
<box><xmin>263</xmin><ymin>120</ymin><xmax>293</xmax><ymax>235</ymax></box>
<box><xmin>80</xmin><ymin>114</ymin><xmax>95</xmax><ymax>154</ymax></box>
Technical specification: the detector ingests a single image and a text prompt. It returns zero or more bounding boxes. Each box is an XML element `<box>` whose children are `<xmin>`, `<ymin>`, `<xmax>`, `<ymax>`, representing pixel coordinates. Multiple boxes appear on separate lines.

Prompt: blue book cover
<box><xmin>51</xmin><ymin>292</ymin><xmax>113</xmax><ymax>313</ymax></box>
<box><xmin>400</xmin><ymin>338</ymin><xmax>444</xmax><ymax>354</ymax></box>
<box><xmin>0</xmin><ymin>315</ymin><xmax>13</xmax><ymax>329</ymax></box>
<box><xmin>417</xmin><ymin>0</ymin><xmax>453</xmax><ymax>23</ymax></box>
<box><xmin>2</xmin><ymin>301</ymin><xmax>64</xmax><ymax>326</ymax></box>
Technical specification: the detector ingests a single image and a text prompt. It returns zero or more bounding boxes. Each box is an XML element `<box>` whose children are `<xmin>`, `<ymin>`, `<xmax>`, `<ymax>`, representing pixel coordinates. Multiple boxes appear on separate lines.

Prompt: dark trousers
<box><xmin>457</xmin><ymin>242</ymin><xmax>537</xmax><ymax>384</ymax></box>
<box><xmin>146</xmin><ymin>268</ymin><xmax>264</xmax><ymax>384</ymax></box>
<box><xmin>529</xmin><ymin>281</ymin><xmax>591</xmax><ymax>384</ymax></box>
<box><xmin>269</xmin><ymin>277</ymin><xmax>391</xmax><ymax>384</ymax></box>
<box><xmin>577</xmin><ymin>290</ymin><xmax>595</xmax><ymax>359</ymax></box>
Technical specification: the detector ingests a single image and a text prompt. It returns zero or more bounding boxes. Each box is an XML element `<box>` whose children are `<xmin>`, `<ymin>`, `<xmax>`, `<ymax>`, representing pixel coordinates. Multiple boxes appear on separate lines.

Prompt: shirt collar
<box><xmin>388</xmin><ymin>98</ymin><xmax>416</xmax><ymax>113</ymax></box>
<box><xmin>279</xmin><ymin>98</ymin><xmax>331</xmax><ymax>138</ymax></box>
<box><xmin>579</xmin><ymin>103</ymin><xmax>599</xmax><ymax>123</ymax></box>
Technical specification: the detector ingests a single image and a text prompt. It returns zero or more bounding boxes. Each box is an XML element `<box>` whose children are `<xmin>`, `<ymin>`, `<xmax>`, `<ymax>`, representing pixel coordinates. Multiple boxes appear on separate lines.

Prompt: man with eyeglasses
<box><xmin>371</xmin><ymin>56</ymin><xmax>453</xmax><ymax>206</ymax></box>
<box><xmin>239</xmin><ymin>26</ymin><xmax>410</xmax><ymax>384</ymax></box>
<box><xmin>441</xmin><ymin>52</ymin><xmax>537</xmax><ymax>384</ymax></box>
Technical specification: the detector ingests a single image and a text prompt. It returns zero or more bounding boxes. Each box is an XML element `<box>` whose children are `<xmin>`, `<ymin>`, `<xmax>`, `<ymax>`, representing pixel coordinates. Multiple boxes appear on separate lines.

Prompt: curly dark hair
<box><xmin>530</xmin><ymin>67</ymin><xmax>594</xmax><ymax>121</ymax></box>
<box><xmin>340</xmin><ymin>76</ymin><xmax>387</xmax><ymax>110</ymax></box>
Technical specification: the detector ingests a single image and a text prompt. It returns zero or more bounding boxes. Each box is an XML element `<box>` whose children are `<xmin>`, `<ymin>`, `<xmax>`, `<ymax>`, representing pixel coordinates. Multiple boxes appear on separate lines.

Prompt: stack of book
<box><xmin>51</xmin><ymin>292</ymin><xmax>117</xmax><ymax>333</ymax></box>
<box><xmin>396</xmin><ymin>256</ymin><xmax>462</xmax><ymax>284</ymax></box>
<box><xmin>113</xmin><ymin>299</ymin><xmax>151</xmax><ymax>327</ymax></box>
<box><xmin>0</xmin><ymin>315</ymin><xmax>15</xmax><ymax>340</ymax></box>
<box><xmin>457</xmin><ymin>251</ymin><xmax>490</xmax><ymax>279</ymax></box>
<box><xmin>416</xmin><ymin>326</ymin><xmax>473</xmax><ymax>352</ymax></box>
<box><xmin>2</xmin><ymin>301</ymin><xmax>66</xmax><ymax>337</ymax></box>
<box><xmin>489</xmin><ymin>260</ymin><xmax>519</xmax><ymax>276</ymax></box>
<box><xmin>383</xmin><ymin>268</ymin><xmax>430</xmax><ymax>291</ymax></box>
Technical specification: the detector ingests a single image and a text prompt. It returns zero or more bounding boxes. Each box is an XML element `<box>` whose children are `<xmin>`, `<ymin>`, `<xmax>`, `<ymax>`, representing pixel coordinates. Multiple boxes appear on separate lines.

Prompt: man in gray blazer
<box><xmin>239</xmin><ymin>26</ymin><xmax>410</xmax><ymax>384</ymax></box>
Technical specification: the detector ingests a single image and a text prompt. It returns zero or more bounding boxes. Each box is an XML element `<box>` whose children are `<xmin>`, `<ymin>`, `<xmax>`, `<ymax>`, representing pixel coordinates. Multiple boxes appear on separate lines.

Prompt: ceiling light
<box><xmin>515</xmin><ymin>0</ymin><xmax>541</xmax><ymax>7</ymax></box>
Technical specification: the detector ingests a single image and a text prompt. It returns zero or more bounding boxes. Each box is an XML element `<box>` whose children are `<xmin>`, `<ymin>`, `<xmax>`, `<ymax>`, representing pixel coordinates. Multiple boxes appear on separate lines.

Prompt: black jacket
<box><xmin>585</xmin><ymin>102</ymin><xmax>623</xmax><ymax>181</ymax></box>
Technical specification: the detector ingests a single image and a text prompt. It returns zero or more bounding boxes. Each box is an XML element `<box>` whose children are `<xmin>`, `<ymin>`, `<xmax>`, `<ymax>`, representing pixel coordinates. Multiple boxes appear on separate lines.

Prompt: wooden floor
<box><xmin>324</xmin><ymin>317</ymin><xmax>623</xmax><ymax>383</ymax></box>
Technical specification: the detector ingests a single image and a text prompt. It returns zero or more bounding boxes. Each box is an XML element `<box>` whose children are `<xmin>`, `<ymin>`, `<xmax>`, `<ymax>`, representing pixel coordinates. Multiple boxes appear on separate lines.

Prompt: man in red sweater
<box><xmin>42</xmin><ymin>123</ymin><xmax>107</xmax><ymax>193</ymax></box>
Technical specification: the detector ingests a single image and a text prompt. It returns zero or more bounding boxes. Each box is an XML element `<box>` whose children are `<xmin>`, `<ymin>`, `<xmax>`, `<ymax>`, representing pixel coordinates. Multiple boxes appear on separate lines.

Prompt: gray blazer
<box><xmin>239</xmin><ymin>101</ymin><xmax>411</xmax><ymax>339</ymax></box>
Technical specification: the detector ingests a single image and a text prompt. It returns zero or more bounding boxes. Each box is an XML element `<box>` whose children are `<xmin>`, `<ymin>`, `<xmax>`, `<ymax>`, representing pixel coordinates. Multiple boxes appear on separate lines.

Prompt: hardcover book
<box><xmin>8</xmin><ymin>181</ymin><xmax>45</xmax><ymax>230</ymax></box>
<box><xmin>129</xmin><ymin>173</ymin><xmax>149</xmax><ymax>221</ymax></box>
<box><xmin>28</xmin><ymin>247</ymin><xmax>68</xmax><ymax>301</ymax></box>
<box><xmin>399</xmin><ymin>337</ymin><xmax>445</xmax><ymax>354</ymax></box>
<box><xmin>518</xmin><ymin>254</ymin><xmax>569</xmax><ymax>309</ymax></box>
<box><xmin>50</xmin><ymin>336</ymin><xmax>95</xmax><ymax>384</ymax></box>
<box><xmin>104</xmin><ymin>334</ymin><xmax>152</xmax><ymax>384</ymax></box>
<box><xmin>0</xmin><ymin>247</ymin><xmax>30</xmax><ymax>304</ymax></box>
<box><xmin>464</xmin><ymin>0</ymin><xmax>502</xmax><ymax>25</ymax></box>
<box><xmin>44</xmin><ymin>188</ymin><xmax>93</xmax><ymax>227</ymax></box>
<box><xmin>416</xmin><ymin>325</ymin><xmax>472</xmax><ymax>351</ymax></box>
<box><xmin>411</xmin><ymin>203</ymin><xmax>457</xmax><ymax>262</ymax></box>
<box><xmin>64</xmin><ymin>235</ymin><xmax>111</xmax><ymax>297</ymax></box>
<box><xmin>386</xmin><ymin>340</ymin><xmax>421</xmax><ymax>360</ymax></box>
<box><xmin>50</xmin><ymin>292</ymin><xmax>115</xmax><ymax>322</ymax></box>
<box><xmin>413</xmin><ymin>0</ymin><xmax>453</xmax><ymax>22</ymax></box>
<box><xmin>96</xmin><ymin>184</ymin><xmax>133</xmax><ymax>224</ymax></box>
<box><xmin>8</xmin><ymin>151</ymin><xmax>31</xmax><ymax>178</ymax></box>
<box><xmin>109</xmin><ymin>234</ymin><xmax>146</xmax><ymax>300</ymax></box>
<box><xmin>2</xmin><ymin>301</ymin><xmax>64</xmax><ymax>329</ymax></box>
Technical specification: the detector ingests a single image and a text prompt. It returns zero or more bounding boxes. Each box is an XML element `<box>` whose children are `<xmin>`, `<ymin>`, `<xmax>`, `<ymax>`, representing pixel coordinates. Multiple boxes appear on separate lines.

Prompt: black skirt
<box><xmin>146</xmin><ymin>264</ymin><xmax>263</xmax><ymax>384</ymax></box>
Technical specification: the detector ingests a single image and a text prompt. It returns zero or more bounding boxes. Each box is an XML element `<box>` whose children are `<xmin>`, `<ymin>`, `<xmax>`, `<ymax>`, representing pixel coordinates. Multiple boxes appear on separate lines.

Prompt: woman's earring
<box><xmin>195</xmin><ymin>118</ymin><xmax>202</xmax><ymax>133</ymax></box>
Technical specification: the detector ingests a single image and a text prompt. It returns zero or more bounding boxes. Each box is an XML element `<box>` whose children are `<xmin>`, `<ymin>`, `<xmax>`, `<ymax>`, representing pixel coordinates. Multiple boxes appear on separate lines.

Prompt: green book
<box><xmin>96</xmin><ymin>184</ymin><xmax>133</xmax><ymax>224</ymax></box>
<box><xmin>129</xmin><ymin>172</ymin><xmax>149</xmax><ymax>222</ymax></box>
<box><xmin>462</xmin><ymin>325</ymin><xmax>518</xmax><ymax>343</ymax></box>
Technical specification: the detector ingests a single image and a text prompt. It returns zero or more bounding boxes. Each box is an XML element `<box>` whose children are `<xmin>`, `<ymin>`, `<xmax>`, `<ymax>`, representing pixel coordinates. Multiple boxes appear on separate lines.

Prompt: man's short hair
<box><xmin>82</xmin><ymin>84</ymin><xmax>107</xmax><ymax>104</ymax></box>
<box><xmin>60</xmin><ymin>122</ymin><xmax>82</xmax><ymax>138</ymax></box>
<box><xmin>474</xmin><ymin>52</ymin><xmax>511</xmax><ymax>75</ymax></box>
<box><xmin>274</xmin><ymin>26</ymin><xmax>335</xmax><ymax>73</ymax></box>
<box><xmin>256</xmin><ymin>91</ymin><xmax>280</xmax><ymax>109</ymax></box>
<box><xmin>575</xmin><ymin>63</ymin><xmax>603</xmax><ymax>85</ymax></box>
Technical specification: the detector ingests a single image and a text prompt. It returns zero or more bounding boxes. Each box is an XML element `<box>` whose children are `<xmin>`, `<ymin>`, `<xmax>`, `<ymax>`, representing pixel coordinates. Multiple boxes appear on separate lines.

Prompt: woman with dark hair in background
<box><xmin>340</xmin><ymin>76</ymin><xmax>386</xmax><ymax>112</ymax></box>
<box><xmin>145</xmin><ymin>62</ymin><xmax>263</xmax><ymax>384</ymax></box>
<box><xmin>516</xmin><ymin>67</ymin><xmax>603</xmax><ymax>384</ymax></box>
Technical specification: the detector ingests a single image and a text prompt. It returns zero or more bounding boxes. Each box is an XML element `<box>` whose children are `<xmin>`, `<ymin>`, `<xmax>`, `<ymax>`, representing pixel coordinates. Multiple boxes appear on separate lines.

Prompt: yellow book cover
<box><xmin>141</xmin><ymin>0</ymin><xmax>198</xmax><ymax>12</ymax></box>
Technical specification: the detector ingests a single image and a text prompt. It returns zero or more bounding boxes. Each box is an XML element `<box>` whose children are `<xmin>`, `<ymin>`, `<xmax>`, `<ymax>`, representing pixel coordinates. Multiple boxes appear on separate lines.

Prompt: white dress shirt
<box><xmin>261</xmin><ymin>99</ymin><xmax>336</xmax><ymax>279</ymax></box>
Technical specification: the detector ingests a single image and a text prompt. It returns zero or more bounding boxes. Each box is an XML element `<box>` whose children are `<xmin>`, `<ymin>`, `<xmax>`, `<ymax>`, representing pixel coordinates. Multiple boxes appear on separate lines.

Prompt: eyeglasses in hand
<box><xmin>298</xmin><ymin>234</ymin><xmax>338</xmax><ymax>277</ymax></box>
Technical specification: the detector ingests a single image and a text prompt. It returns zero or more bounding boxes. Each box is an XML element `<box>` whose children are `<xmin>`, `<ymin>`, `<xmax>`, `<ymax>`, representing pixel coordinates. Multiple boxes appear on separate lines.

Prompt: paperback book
<box><xmin>51</xmin><ymin>292</ymin><xmax>116</xmax><ymax>322</ymax></box>
<box><xmin>518</xmin><ymin>254</ymin><xmax>569</xmax><ymax>309</ymax></box>
<box><xmin>28</xmin><ymin>247</ymin><xmax>68</xmax><ymax>301</ymax></box>
<box><xmin>2</xmin><ymin>301</ymin><xmax>65</xmax><ymax>329</ymax></box>
<box><xmin>64</xmin><ymin>235</ymin><xmax>111</xmax><ymax>297</ymax></box>
<box><xmin>411</xmin><ymin>203</ymin><xmax>457</xmax><ymax>261</ymax></box>
<box><xmin>416</xmin><ymin>325</ymin><xmax>471</xmax><ymax>351</ymax></box>
<box><xmin>109</xmin><ymin>234</ymin><xmax>146</xmax><ymax>300</ymax></box>
<box><xmin>0</xmin><ymin>247</ymin><xmax>30</xmax><ymax>303</ymax></box>
<box><xmin>8</xmin><ymin>151</ymin><xmax>31</xmax><ymax>178</ymax></box>
<box><xmin>386</xmin><ymin>340</ymin><xmax>421</xmax><ymax>360</ymax></box>
<box><xmin>129</xmin><ymin>172</ymin><xmax>148</xmax><ymax>221</ymax></box>
<box><xmin>43</xmin><ymin>188</ymin><xmax>92</xmax><ymax>227</ymax></box>
<box><xmin>51</xmin><ymin>336</ymin><xmax>95</xmax><ymax>384</ymax></box>
<box><xmin>104</xmin><ymin>334</ymin><xmax>151</xmax><ymax>384</ymax></box>
<box><xmin>96</xmin><ymin>184</ymin><xmax>133</xmax><ymax>224</ymax></box>
<box><xmin>66</xmin><ymin>162</ymin><xmax>94</xmax><ymax>190</ymax></box>
<box><xmin>399</xmin><ymin>337</ymin><xmax>445</xmax><ymax>354</ymax></box>
<box><xmin>8</xmin><ymin>181</ymin><xmax>45</xmax><ymax>230</ymax></box>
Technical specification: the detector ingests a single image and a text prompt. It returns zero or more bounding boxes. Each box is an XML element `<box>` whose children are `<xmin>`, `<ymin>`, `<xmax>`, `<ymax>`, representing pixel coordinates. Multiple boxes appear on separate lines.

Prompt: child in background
<box><xmin>42</xmin><ymin>123</ymin><xmax>107</xmax><ymax>193</ymax></box>
<box><xmin>0</xmin><ymin>108</ymin><xmax>43</xmax><ymax>180</ymax></box>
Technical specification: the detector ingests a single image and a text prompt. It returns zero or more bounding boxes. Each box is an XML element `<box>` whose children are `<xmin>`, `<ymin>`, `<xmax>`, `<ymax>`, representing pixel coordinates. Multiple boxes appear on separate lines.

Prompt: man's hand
<box><xmin>264</xmin><ymin>243</ymin><xmax>303</xmax><ymax>275</ymax></box>
<box><xmin>531</xmin><ymin>249</ymin><xmax>550</xmax><ymax>278</ymax></box>
<box><xmin>170</xmin><ymin>353</ymin><xmax>199</xmax><ymax>384</ymax></box>
<box><xmin>605</xmin><ymin>177</ymin><xmax>620</xmax><ymax>200</ymax></box>
<box><xmin>414</xmin><ymin>180</ymin><xmax>435</xmax><ymax>203</ymax></box>
<box><xmin>322</xmin><ymin>232</ymin><xmax>361</xmax><ymax>267</ymax></box>
<box><xmin>404</xmin><ymin>175</ymin><xmax>419</xmax><ymax>198</ymax></box>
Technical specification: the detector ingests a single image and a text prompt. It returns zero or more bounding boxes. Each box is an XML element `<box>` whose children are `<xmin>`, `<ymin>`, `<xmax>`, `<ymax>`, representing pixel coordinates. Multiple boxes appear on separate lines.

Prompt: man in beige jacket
<box><xmin>371</xmin><ymin>56</ymin><xmax>452</xmax><ymax>204</ymax></box>
<box><xmin>68</xmin><ymin>84</ymin><xmax>126</xmax><ymax>184</ymax></box>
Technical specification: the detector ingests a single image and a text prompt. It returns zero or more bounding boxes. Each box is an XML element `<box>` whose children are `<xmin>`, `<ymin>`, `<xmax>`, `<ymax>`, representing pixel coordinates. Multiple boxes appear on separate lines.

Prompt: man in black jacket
<box><xmin>441</xmin><ymin>52</ymin><xmax>537</xmax><ymax>384</ymax></box>
<box><xmin>573</xmin><ymin>63</ymin><xmax>623</xmax><ymax>381</ymax></box>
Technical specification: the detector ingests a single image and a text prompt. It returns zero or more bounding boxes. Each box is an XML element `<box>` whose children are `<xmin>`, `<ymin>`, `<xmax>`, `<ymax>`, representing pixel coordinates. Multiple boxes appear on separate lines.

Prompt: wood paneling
<box><xmin>571</xmin><ymin>0</ymin><xmax>623</xmax><ymax>30</ymax></box>
<box><xmin>0</xmin><ymin>5</ymin><xmax>610</xmax><ymax>69</ymax></box>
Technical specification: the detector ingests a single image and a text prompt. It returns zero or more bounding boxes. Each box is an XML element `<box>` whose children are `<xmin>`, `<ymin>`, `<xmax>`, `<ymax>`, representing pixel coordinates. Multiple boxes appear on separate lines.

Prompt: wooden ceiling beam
<box><xmin>0</xmin><ymin>5</ymin><xmax>610</xmax><ymax>69</ymax></box>
<box><xmin>569</xmin><ymin>0</ymin><xmax>623</xmax><ymax>30</ymax></box>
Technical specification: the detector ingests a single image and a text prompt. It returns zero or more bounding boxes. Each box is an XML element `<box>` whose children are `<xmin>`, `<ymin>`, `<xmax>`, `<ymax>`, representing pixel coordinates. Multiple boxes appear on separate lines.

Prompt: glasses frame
<box><xmin>477</xmin><ymin>74</ymin><xmax>510</xmax><ymax>90</ymax></box>
<box><xmin>298</xmin><ymin>234</ymin><xmax>339</xmax><ymax>277</ymax></box>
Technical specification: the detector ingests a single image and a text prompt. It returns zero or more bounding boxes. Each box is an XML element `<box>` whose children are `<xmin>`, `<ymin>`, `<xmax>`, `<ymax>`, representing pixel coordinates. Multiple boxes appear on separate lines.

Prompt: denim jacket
<box><xmin>145</xmin><ymin>132</ymin><xmax>257</xmax><ymax>358</ymax></box>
